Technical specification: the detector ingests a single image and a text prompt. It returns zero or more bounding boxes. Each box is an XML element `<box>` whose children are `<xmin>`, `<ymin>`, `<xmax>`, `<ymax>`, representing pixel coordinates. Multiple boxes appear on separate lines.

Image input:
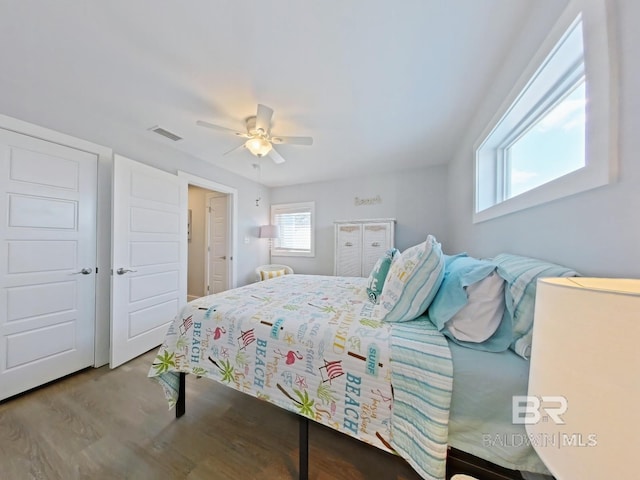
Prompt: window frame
<box><xmin>270</xmin><ymin>201</ymin><xmax>315</xmax><ymax>257</ymax></box>
<box><xmin>473</xmin><ymin>0</ymin><xmax>617</xmax><ymax>223</ymax></box>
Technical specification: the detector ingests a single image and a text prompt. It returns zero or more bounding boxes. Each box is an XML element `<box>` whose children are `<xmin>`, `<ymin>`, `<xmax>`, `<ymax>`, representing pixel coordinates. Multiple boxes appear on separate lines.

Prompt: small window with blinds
<box><xmin>271</xmin><ymin>201</ymin><xmax>315</xmax><ymax>257</ymax></box>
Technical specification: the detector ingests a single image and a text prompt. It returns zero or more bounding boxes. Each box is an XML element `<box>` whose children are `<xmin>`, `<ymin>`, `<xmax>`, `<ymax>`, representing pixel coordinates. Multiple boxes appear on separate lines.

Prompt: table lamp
<box><xmin>527</xmin><ymin>277</ymin><xmax>640</xmax><ymax>479</ymax></box>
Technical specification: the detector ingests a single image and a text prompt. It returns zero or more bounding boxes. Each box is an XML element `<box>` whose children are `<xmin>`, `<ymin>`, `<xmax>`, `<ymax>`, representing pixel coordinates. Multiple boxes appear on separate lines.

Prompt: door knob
<box><xmin>116</xmin><ymin>267</ymin><xmax>137</xmax><ymax>275</ymax></box>
<box><xmin>71</xmin><ymin>268</ymin><xmax>93</xmax><ymax>275</ymax></box>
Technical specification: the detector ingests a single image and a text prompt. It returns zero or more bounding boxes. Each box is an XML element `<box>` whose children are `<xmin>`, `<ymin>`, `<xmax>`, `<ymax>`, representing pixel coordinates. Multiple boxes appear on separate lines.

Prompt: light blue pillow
<box><xmin>372</xmin><ymin>235</ymin><xmax>445</xmax><ymax>323</ymax></box>
<box><xmin>493</xmin><ymin>253</ymin><xmax>579</xmax><ymax>359</ymax></box>
<box><xmin>428</xmin><ymin>254</ymin><xmax>512</xmax><ymax>352</ymax></box>
<box><xmin>366</xmin><ymin>248</ymin><xmax>399</xmax><ymax>303</ymax></box>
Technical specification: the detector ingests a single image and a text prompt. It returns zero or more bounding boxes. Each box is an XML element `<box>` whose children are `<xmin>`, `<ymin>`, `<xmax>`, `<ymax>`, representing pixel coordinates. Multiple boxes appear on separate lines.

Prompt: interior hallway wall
<box><xmin>187</xmin><ymin>185</ymin><xmax>207</xmax><ymax>299</ymax></box>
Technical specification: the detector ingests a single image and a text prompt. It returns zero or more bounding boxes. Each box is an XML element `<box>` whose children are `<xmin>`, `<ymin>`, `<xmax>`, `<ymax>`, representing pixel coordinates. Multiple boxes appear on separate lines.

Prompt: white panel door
<box><xmin>0</xmin><ymin>129</ymin><xmax>97</xmax><ymax>401</ymax></box>
<box><xmin>111</xmin><ymin>155</ymin><xmax>186</xmax><ymax>368</ymax></box>
<box><xmin>207</xmin><ymin>194</ymin><xmax>228</xmax><ymax>294</ymax></box>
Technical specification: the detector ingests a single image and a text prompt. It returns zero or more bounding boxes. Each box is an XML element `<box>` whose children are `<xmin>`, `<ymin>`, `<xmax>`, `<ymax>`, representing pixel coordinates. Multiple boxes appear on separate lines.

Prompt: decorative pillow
<box><xmin>493</xmin><ymin>253</ymin><xmax>579</xmax><ymax>359</ymax></box>
<box><xmin>366</xmin><ymin>248</ymin><xmax>399</xmax><ymax>303</ymax></box>
<box><xmin>428</xmin><ymin>254</ymin><xmax>510</xmax><ymax>351</ymax></box>
<box><xmin>372</xmin><ymin>235</ymin><xmax>445</xmax><ymax>323</ymax></box>
<box><xmin>260</xmin><ymin>268</ymin><xmax>286</xmax><ymax>281</ymax></box>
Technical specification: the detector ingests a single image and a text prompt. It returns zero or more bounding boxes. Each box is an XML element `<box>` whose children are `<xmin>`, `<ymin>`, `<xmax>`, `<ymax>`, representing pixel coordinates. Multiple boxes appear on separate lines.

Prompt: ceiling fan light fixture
<box><xmin>197</xmin><ymin>104</ymin><xmax>313</xmax><ymax>164</ymax></box>
<box><xmin>245</xmin><ymin>136</ymin><xmax>272</xmax><ymax>157</ymax></box>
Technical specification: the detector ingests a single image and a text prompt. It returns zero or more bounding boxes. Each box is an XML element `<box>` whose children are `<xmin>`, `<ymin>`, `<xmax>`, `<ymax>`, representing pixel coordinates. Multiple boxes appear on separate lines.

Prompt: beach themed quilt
<box><xmin>149</xmin><ymin>274</ymin><xmax>453</xmax><ymax>479</ymax></box>
<box><xmin>149</xmin><ymin>274</ymin><xmax>396</xmax><ymax>452</ymax></box>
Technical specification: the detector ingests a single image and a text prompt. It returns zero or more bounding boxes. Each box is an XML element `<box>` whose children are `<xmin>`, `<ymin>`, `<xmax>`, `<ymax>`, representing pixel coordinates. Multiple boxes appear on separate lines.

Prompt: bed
<box><xmin>149</xmin><ymin>242</ymin><xmax>576</xmax><ymax>480</ymax></box>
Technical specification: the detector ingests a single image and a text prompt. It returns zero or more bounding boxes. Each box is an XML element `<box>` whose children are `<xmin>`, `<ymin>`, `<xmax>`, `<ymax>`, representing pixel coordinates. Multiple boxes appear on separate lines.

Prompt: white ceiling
<box><xmin>0</xmin><ymin>0</ymin><xmax>562</xmax><ymax>187</ymax></box>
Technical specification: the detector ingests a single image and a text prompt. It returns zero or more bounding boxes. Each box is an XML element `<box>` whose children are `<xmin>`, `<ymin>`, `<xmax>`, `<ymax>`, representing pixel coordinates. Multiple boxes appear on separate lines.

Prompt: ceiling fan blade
<box><xmin>270</xmin><ymin>135</ymin><xmax>313</xmax><ymax>146</ymax></box>
<box><xmin>222</xmin><ymin>142</ymin><xmax>246</xmax><ymax>156</ymax></box>
<box><xmin>268</xmin><ymin>146</ymin><xmax>286</xmax><ymax>164</ymax></box>
<box><xmin>196</xmin><ymin>120</ymin><xmax>248</xmax><ymax>137</ymax></box>
<box><xmin>255</xmin><ymin>104</ymin><xmax>274</xmax><ymax>134</ymax></box>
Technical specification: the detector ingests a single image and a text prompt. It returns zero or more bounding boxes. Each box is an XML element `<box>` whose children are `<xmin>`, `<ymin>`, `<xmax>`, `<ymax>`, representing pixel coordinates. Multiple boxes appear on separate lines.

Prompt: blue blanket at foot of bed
<box><xmin>390</xmin><ymin>319</ymin><xmax>453</xmax><ymax>480</ymax></box>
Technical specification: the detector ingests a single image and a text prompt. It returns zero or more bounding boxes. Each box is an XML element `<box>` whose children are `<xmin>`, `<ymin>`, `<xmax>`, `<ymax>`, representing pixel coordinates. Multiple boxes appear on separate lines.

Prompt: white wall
<box><xmin>270</xmin><ymin>166</ymin><xmax>448</xmax><ymax>275</ymax></box>
<box><xmin>446</xmin><ymin>0</ymin><xmax>639</xmax><ymax>277</ymax></box>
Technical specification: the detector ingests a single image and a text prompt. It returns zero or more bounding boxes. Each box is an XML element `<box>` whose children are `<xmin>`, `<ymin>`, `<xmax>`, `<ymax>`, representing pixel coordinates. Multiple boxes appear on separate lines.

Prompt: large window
<box><xmin>507</xmin><ymin>80</ymin><xmax>586</xmax><ymax>198</ymax></box>
<box><xmin>271</xmin><ymin>201</ymin><xmax>315</xmax><ymax>257</ymax></box>
<box><xmin>474</xmin><ymin>0</ymin><xmax>616</xmax><ymax>222</ymax></box>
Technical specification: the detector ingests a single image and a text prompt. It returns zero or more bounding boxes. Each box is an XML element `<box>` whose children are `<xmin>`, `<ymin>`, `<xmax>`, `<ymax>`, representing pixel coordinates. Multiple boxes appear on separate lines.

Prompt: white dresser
<box><xmin>334</xmin><ymin>219</ymin><xmax>395</xmax><ymax>277</ymax></box>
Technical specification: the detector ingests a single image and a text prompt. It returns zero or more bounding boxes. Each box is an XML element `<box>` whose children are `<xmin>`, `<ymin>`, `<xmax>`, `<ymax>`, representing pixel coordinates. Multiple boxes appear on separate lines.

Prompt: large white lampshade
<box><xmin>527</xmin><ymin>277</ymin><xmax>640</xmax><ymax>480</ymax></box>
<box><xmin>259</xmin><ymin>224</ymin><xmax>279</xmax><ymax>239</ymax></box>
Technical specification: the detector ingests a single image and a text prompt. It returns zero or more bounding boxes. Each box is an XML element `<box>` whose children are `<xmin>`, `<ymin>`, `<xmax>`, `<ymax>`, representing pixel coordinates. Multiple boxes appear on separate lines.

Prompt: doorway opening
<box><xmin>187</xmin><ymin>185</ymin><xmax>232</xmax><ymax>301</ymax></box>
<box><xmin>180</xmin><ymin>170</ymin><xmax>238</xmax><ymax>304</ymax></box>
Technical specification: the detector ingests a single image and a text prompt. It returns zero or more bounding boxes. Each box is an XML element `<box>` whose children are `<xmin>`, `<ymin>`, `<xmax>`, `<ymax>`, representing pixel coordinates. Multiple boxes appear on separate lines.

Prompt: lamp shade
<box><xmin>527</xmin><ymin>277</ymin><xmax>640</xmax><ymax>480</ymax></box>
<box><xmin>259</xmin><ymin>224</ymin><xmax>279</xmax><ymax>239</ymax></box>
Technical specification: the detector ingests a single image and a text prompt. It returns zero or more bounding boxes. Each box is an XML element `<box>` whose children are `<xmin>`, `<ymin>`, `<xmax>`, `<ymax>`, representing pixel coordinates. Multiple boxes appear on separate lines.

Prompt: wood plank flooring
<box><xmin>0</xmin><ymin>349</ymin><xmax>424</xmax><ymax>480</ymax></box>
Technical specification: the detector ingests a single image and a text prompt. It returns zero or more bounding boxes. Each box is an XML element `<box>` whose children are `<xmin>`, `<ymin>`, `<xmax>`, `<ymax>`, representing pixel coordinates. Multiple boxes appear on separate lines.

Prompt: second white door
<box><xmin>111</xmin><ymin>155</ymin><xmax>186</xmax><ymax>368</ymax></box>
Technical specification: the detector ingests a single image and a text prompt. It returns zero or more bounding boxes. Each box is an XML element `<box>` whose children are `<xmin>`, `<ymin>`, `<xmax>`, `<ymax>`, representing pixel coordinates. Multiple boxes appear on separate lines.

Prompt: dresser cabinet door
<box><xmin>334</xmin><ymin>220</ymin><xmax>394</xmax><ymax>277</ymax></box>
<box><xmin>362</xmin><ymin>223</ymin><xmax>392</xmax><ymax>276</ymax></box>
<box><xmin>335</xmin><ymin>224</ymin><xmax>362</xmax><ymax>276</ymax></box>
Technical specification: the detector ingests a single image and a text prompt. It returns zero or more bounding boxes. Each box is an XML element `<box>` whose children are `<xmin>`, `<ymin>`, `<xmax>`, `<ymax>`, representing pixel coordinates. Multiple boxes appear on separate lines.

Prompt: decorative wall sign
<box><xmin>354</xmin><ymin>195</ymin><xmax>382</xmax><ymax>206</ymax></box>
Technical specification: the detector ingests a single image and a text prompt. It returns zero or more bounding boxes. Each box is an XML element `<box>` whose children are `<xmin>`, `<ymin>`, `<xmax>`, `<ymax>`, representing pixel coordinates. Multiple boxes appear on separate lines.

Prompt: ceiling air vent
<box><xmin>149</xmin><ymin>125</ymin><xmax>182</xmax><ymax>141</ymax></box>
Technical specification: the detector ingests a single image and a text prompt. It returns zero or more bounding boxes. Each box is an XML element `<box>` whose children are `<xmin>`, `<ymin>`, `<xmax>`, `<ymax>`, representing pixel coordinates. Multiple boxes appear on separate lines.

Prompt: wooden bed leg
<box><xmin>299</xmin><ymin>416</ymin><xmax>309</xmax><ymax>480</ymax></box>
<box><xmin>176</xmin><ymin>372</ymin><xmax>186</xmax><ymax>418</ymax></box>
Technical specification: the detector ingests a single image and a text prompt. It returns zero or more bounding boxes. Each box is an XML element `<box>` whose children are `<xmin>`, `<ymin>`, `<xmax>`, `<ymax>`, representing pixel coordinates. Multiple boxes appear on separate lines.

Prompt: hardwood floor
<box><xmin>0</xmin><ymin>349</ymin><xmax>423</xmax><ymax>480</ymax></box>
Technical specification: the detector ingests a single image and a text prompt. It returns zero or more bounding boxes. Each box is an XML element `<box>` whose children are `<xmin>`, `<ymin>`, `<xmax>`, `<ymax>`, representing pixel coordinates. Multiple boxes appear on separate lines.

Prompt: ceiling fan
<box><xmin>196</xmin><ymin>104</ymin><xmax>313</xmax><ymax>164</ymax></box>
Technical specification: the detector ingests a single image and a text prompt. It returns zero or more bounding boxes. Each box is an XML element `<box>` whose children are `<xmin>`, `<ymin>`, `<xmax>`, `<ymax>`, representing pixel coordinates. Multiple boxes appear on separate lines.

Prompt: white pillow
<box><xmin>444</xmin><ymin>271</ymin><xmax>505</xmax><ymax>343</ymax></box>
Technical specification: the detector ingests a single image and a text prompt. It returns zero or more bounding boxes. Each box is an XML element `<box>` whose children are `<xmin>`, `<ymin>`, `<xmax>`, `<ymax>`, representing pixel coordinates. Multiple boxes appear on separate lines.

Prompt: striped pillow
<box><xmin>494</xmin><ymin>253</ymin><xmax>579</xmax><ymax>359</ymax></box>
<box><xmin>373</xmin><ymin>235</ymin><xmax>445</xmax><ymax>323</ymax></box>
<box><xmin>260</xmin><ymin>268</ymin><xmax>286</xmax><ymax>281</ymax></box>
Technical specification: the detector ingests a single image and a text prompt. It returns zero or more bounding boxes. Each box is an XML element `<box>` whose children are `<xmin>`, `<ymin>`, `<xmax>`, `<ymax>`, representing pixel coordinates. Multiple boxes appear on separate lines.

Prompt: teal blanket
<box><xmin>390</xmin><ymin>319</ymin><xmax>453</xmax><ymax>480</ymax></box>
